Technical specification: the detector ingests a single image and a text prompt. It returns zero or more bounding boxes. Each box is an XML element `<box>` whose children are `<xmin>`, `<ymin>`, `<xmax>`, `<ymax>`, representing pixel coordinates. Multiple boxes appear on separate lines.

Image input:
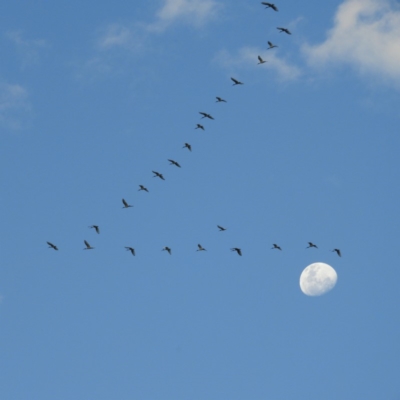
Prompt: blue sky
<box><xmin>1</xmin><ymin>0</ymin><xmax>400</xmax><ymax>398</ymax></box>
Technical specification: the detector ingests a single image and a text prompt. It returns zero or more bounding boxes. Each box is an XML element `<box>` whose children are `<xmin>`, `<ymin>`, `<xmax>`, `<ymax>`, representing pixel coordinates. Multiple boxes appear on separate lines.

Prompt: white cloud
<box><xmin>97</xmin><ymin>24</ymin><xmax>144</xmax><ymax>51</ymax></box>
<box><xmin>303</xmin><ymin>0</ymin><xmax>400</xmax><ymax>84</ymax></box>
<box><xmin>6</xmin><ymin>30</ymin><xmax>47</xmax><ymax>67</ymax></box>
<box><xmin>0</xmin><ymin>83</ymin><xmax>31</xmax><ymax>130</ymax></box>
<box><xmin>148</xmin><ymin>0</ymin><xmax>221</xmax><ymax>31</ymax></box>
<box><xmin>214</xmin><ymin>47</ymin><xmax>301</xmax><ymax>82</ymax></box>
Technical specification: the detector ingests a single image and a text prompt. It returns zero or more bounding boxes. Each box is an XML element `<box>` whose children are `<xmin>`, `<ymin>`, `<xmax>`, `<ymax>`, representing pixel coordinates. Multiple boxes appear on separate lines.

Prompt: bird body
<box><xmin>277</xmin><ymin>27</ymin><xmax>291</xmax><ymax>34</ymax></box>
<box><xmin>197</xmin><ymin>244</ymin><xmax>206</xmax><ymax>251</ymax></box>
<box><xmin>231</xmin><ymin>247</ymin><xmax>242</xmax><ymax>256</ymax></box>
<box><xmin>139</xmin><ymin>185</ymin><xmax>149</xmax><ymax>192</ymax></box>
<box><xmin>183</xmin><ymin>143</ymin><xmax>192</xmax><ymax>151</ymax></box>
<box><xmin>257</xmin><ymin>55</ymin><xmax>267</xmax><ymax>64</ymax></box>
<box><xmin>84</xmin><ymin>240</ymin><xmax>94</xmax><ymax>250</ymax></box>
<box><xmin>231</xmin><ymin>77</ymin><xmax>243</xmax><ymax>85</ymax></box>
<box><xmin>272</xmin><ymin>243</ymin><xmax>282</xmax><ymax>250</ymax></box>
<box><xmin>126</xmin><ymin>246</ymin><xmax>135</xmax><ymax>256</ymax></box>
<box><xmin>122</xmin><ymin>198</ymin><xmax>133</xmax><ymax>208</ymax></box>
<box><xmin>267</xmin><ymin>41</ymin><xmax>278</xmax><ymax>49</ymax></box>
<box><xmin>196</xmin><ymin>124</ymin><xmax>205</xmax><ymax>130</ymax></box>
<box><xmin>162</xmin><ymin>246</ymin><xmax>172</xmax><ymax>255</ymax></box>
<box><xmin>216</xmin><ymin>97</ymin><xmax>227</xmax><ymax>103</ymax></box>
<box><xmin>89</xmin><ymin>225</ymin><xmax>100</xmax><ymax>234</ymax></box>
<box><xmin>262</xmin><ymin>2</ymin><xmax>278</xmax><ymax>11</ymax></box>
<box><xmin>47</xmin><ymin>241</ymin><xmax>58</xmax><ymax>250</ymax></box>
<box><xmin>217</xmin><ymin>225</ymin><xmax>227</xmax><ymax>231</ymax></box>
<box><xmin>168</xmin><ymin>159</ymin><xmax>181</xmax><ymax>168</ymax></box>
<box><xmin>152</xmin><ymin>171</ymin><xmax>165</xmax><ymax>180</ymax></box>
<box><xmin>199</xmin><ymin>112</ymin><xmax>214</xmax><ymax>120</ymax></box>
<box><xmin>307</xmin><ymin>242</ymin><xmax>318</xmax><ymax>249</ymax></box>
<box><xmin>332</xmin><ymin>248</ymin><xmax>342</xmax><ymax>257</ymax></box>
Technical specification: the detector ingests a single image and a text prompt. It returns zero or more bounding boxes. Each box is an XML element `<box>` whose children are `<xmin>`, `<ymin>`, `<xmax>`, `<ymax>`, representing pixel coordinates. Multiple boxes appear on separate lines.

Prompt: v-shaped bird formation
<box><xmin>46</xmin><ymin>3</ymin><xmax>343</xmax><ymax>263</ymax></box>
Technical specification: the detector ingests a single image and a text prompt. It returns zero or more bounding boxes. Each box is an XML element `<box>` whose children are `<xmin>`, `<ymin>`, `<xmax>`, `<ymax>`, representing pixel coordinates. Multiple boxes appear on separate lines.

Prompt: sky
<box><xmin>1</xmin><ymin>0</ymin><xmax>400</xmax><ymax>398</ymax></box>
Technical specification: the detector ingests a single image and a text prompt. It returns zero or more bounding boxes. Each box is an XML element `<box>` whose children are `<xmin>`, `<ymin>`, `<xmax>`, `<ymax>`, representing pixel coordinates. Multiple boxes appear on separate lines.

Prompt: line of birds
<box><xmin>46</xmin><ymin>2</ymin><xmax>342</xmax><ymax>262</ymax></box>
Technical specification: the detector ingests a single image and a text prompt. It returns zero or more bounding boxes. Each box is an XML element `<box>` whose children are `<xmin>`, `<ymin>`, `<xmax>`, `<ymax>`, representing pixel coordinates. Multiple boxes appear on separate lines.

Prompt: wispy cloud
<box><xmin>214</xmin><ymin>47</ymin><xmax>301</xmax><ymax>82</ymax></box>
<box><xmin>6</xmin><ymin>30</ymin><xmax>47</xmax><ymax>68</ymax></box>
<box><xmin>0</xmin><ymin>83</ymin><xmax>31</xmax><ymax>130</ymax></box>
<box><xmin>303</xmin><ymin>0</ymin><xmax>400</xmax><ymax>85</ymax></box>
<box><xmin>97</xmin><ymin>24</ymin><xmax>144</xmax><ymax>51</ymax></box>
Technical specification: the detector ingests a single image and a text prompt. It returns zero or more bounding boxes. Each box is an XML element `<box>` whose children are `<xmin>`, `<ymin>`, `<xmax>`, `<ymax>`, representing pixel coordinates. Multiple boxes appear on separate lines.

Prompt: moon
<box><xmin>300</xmin><ymin>262</ymin><xmax>337</xmax><ymax>296</ymax></box>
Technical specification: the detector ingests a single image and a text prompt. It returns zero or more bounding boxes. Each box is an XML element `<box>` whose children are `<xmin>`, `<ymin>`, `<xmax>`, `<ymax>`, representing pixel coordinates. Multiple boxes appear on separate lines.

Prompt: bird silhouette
<box><xmin>277</xmin><ymin>27</ymin><xmax>291</xmax><ymax>34</ymax></box>
<box><xmin>84</xmin><ymin>240</ymin><xmax>94</xmax><ymax>250</ymax></box>
<box><xmin>271</xmin><ymin>243</ymin><xmax>282</xmax><ymax>250</ymax></box>
<box><xmin>152</xmin><ymin>171</ymin><xmax>165</xmax><ymax>180</ymax></box>
<box><xmin>197</xmin><ymin>244</ymin><xmax>206</xmax><ymax>251</ymax></box>
<box><xmin>332</xmin><ymin>248</ymin><xmax>341</xmax><ymax>257</ymax></box>
<box><xmin>122</xmin><ymin>198</ymin><xmax>133</xmax><ymax>208</ymax></box>
<box><xmin>183</xmin><ymin>143</ymin><xmax>192</xmax><ymax>151</ymax></box>
<box><xmin>216</xmin><ymin>97</ymin><xmax>227</xmax><ymax>103</ymax></box>
<box><xmin>231</xmin><ymin>247</ymin><xmax>242</xmax><ymax>256</ymax></box>
<box><xmin>262</xmin><ymin>2</ymin><xmax>278</xmax><ymax>11</ymax></box>
<box><xmin>125</xmin><ymin>246</ymin><xmax>135</xmax><ymax>256</ymax></box>
<box><xmin>195</xmin><ymin>124</ymin><xmax>205</xmax><ymax>130</ymax></box>
<box><xmin>138</xmin><ymin>185</ymin><xmax>149</xmax><ymax>192</ymax></box>
<box><xmin>267</xmin><ymin>41</ymin><xmax>278</xmax><ymax>49</ymax></box>
<box><xmin>257</xmin><ymin>55</ymin><xmax>267</xmax><ymax>64</ymax></box>
<box><xmin>168</xmin><ymin>159</ymin><xmax>181</xmax><ymax>168</ymax></box>
<box><xmin>199</xmin><ymin>112</ymin><xmax>214</xmax><ymax>120</ymax></box>
<box><xmin>162</xmin><ymin>246</ymin><xmax>172</xmax><ymax>255</ymax></box>
<box><xmin>89</xmin><ymin>225</ymin><xmax>100</xmax><ymax>234</ymax></box>
<box><xmin>307</xmin><ymin>242</ymin><xmax>318</xmax><ymax>249</ymax></box>
<box><xmin>217</xmin><ymin>225</ymin><xmax>227</xmax><ymax>231</ymax></box>
<box><xmin>47</xmin><ymin>241</ymin><xmax>58</xmax><ymax>250</ymax></box>
<box><xmin>231</xmin><ymin>77</ymin><xmax>244</xmax><ymax>86</ymax></box>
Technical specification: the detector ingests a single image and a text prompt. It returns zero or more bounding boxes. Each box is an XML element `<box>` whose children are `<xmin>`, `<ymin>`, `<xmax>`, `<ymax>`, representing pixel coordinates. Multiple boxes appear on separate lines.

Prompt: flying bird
<box><xmin>152</xmin><ymin>171</ymin><xmax>165</xmax><ymax>180</ymax></box>
<box><xmin>262</xmin><ymin>2</ymin><xmax>278</xmax><ymax>11</ymax></box>
<box><xmin>332</xmin><ymin>248</ymin><xmax>341</xmax><ymax>257</ymax></box>
<box><xmin>89</xmin><ymin>225</ymin><xmax>100</xmax><ymax>234</ymax></box>
<box><xmin>122</xmin><ymin>198</ymin><xmax>133</xmax><ymax>208</ymax></box>
<box><xmin>271</xmin><ymin>243</ymin><xmax>282</xmax><ymax>250</ymax></box>
<box><xmin>197</xmin><ymin>244</ymin><xmax>206</xmax><ymax>251</ymax></box>
<box><xmin>47</xmin><ymin>241</ymin><xmax>58</xmax><ymax>251</ymax></box>
<box><xmin>217</xmin><ymin>225</ymin><xmax>227</xmax><ymax>231</ymax></box>
<box><xmin>199</xmin><ymin>112</ymin><xmax>214</xmax><ymax>120</ymax></box>
<box><xmin>162</xmin><ymin>246</ymin><xmax>172</xmax><ymax>255</ymax></box>
<box><xmin>257</xmin><ymin>55</ymin><xmax>267</xmax><ymax>64</ymax></box>
<box><xmin>168</xmin><ymin>159</ymin><xmax>181</xmax><ymax>168</ymax></box>
<box><xmin>183</xmin><ymin>143</ymin><xmax>192</xmax><ymax>151</ymax></box>
<box><xmin>125</xmin><ymin>246</ymin><xmax>135</xmax><ymax>256</ymax></box>
<box><xmin>277</xmin><ymin>27</ymin><xmax>291</xmax><ymax>35</ymax></box>
<box><xmin>231</xmin><ymin>77</ymin><xmax>244</xmax><ymax>86</ymax></box>
<box><xmin>307</xmin><ymin>242</ymin><xmax>318</xmax><ymax>249</ymax></box>
<box><xmin>84</xmin><ymin>240</ymin><xmax>94</xmax><ymax>250</ymax></box>
<box><xmin>138</xmin><ymin>185</ymin><xmax>149</xmax><ymax>192</ymax></box>
<box><xmin>231</xmin><ymin>247</ymin><xmax>242</xmax><ymax>256</ymax></box>
<box><xmin>267</xmin><ymin>41</ymin><xmax>278</xmax><ymax>49</ymax></box>
<box><xmin>216</xmin><ymin>97</ymin><xmax>227</xmax><ymax>103</ymax></box>
<box><xmin>195</xmin><ymin>124</ymin><xmax>205</xmax><ymax>130</ymax></box>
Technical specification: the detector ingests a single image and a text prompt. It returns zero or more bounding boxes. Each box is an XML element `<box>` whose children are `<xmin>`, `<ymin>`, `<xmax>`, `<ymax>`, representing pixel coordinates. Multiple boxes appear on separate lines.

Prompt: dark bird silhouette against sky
<box><xmin>197</xmin><ymin>244</ymin><xmax>206</xmax><ymax>251</ymax></box>
<box><xmin>84</xmin><ymin>240</ymin><xmax>94</xmax><ymax>250</ymax></box>
<box><xmin>267</xmin><ymin>41</ymin><xmax>278</xmax><ymax>49</ymax></box>
<box><xmin>231</xmin><ymin>247</ymin><xmax>242</xmax><ymax>256</ymax></box>
<box><xmin>216</xmin><ymin>97</ymin><xmax>227</xmax><ymax>103</ymax></box>
<box><xmin>231</xmin><ymin>77</ymin><xmax>244</xmax><ymax>86</ymax></box>
<box><xmin>195</xmin><ymin>124</ymin><xmax>205</xmax><ymax>130</ymax></box>
<box><xmin>257</xmin><ymin>55</ymin><xmax>267</xmax><ymax>64</ymax></box>
<box><xmin>307</xmin><ymin>242</ymin><xmax>318</xmax><ymax>249</ymax></box>
<box><xmin>183</xmin><ymin>143</ymin><xmax>192</xmax><ymax>151</ymax></box>
<box><xmin>138</xmin><ymin>185</ymin><xmax>149</xmax><ymax>192</ymax></box>
<box><xmin>168</xmin><ymin>159</ymin><xmax>181</xmax><ymax>168</ymax></box>
<box><xmin>277</xmin><ymin>27</ymin><xmax>291</xmax><ymax>34</ymax></box>
<box><xmin>332</xmin><ymin>248</ymin><xmax>342</xmax><ymax>257</ymax></box>
<box><xmin>89</xmin><ymin>225</ymin><xmax>100</xmax><ymax>234</ymax></box>
<box><xmin>217</xmin><ymin>225</ymin><xmax>227</xmax><ymax>231</ymax></box>
<box><xmin>47</xmin><ymin>241</ymin><xmax>58</xmax><ymax>250</ymax></box>
<box><xmin>199</xmin><ymin>112</ymin><xmax>214</xmax><ymax>120</ymax></box>
<box><xmin>262</xmin><ymin>2</ymin><xmax>278</xmax><ymax>11</ymax></box>
<box><xmin>122</xmin><ymin>198</ymin><xmax>133</xmax><ymax>208</ymax></box>
<box><xmin>162</xmin><ymin>246</ymin><xmax>172</xmax><ymax>255</ymax></box>
<box><xmin>271</xmin><ymin>243</ymin><xmax>282</xmax><ymax>250</ymax></box>
<box><xmin>152</xmin><ymin>171</ymin><xmax>165</xmax><ymax>180</ymax></box>
<box><xmin>126</xmin><ymin>246</ymin><xmax>135</xmax><ymax>256</ymax></box>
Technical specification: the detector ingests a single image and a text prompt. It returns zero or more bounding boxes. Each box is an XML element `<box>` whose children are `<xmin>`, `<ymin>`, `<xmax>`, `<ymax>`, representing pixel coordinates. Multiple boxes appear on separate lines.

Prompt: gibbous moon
<box><xmin>300</xmin><ymin>263</ymin><xmax>337</xmax><ymax>296</ymax></box>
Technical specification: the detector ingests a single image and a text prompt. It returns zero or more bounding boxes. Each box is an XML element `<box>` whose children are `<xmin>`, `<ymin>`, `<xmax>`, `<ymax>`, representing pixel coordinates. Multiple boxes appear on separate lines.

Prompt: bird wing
<box><xmin>84</xmin><ymin>240</ymin><xmax>90</xmax><ymax>248</ymax></box>
<box><xmin>122</xmin><ymin>199</ymin><xmax>128</xmax><ymax>206</ymax></box>
<box><xmin>238</xmin><ymin>249</ymin><xmax>242</xmax><ymax>256</ymax></box>
<box><xmin>231</xmin><ymin>77</ymin><xmax>239</xmax><ymax>84</ymax></box>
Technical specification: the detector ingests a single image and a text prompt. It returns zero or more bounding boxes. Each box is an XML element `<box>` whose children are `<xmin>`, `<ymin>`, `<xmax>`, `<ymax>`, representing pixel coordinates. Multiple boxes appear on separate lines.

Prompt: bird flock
<box><xmin>46</xmin><ymin>3</ymin><xmax>342</xmax><ymax>260</ymax></box>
